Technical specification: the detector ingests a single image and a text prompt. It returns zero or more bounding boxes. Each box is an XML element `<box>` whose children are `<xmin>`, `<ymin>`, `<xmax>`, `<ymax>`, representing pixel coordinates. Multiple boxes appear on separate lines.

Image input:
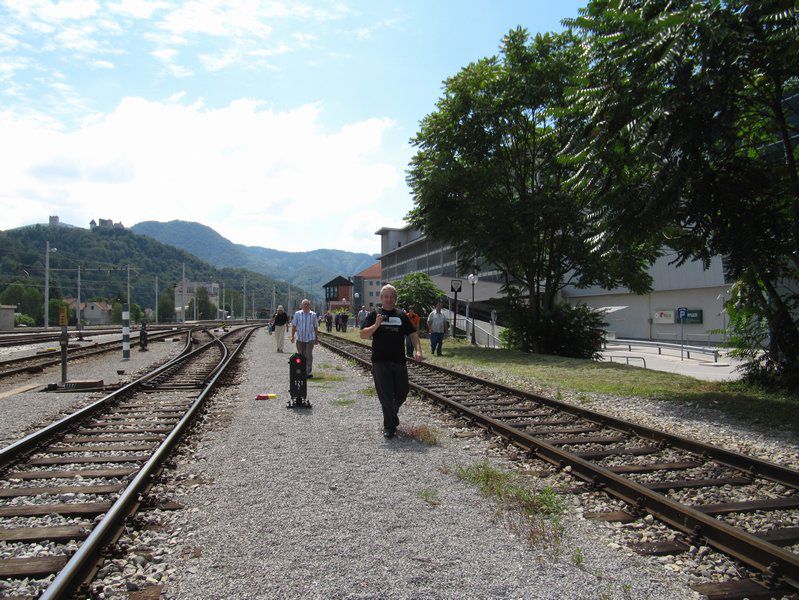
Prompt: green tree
<box><xmin>48</xmin><ymin>299</ymin><xmax>67</xmax><ymax>326</ymax></box>
<box><xmin>0</xmin><ymin>283</ymin><xmax>43</xmax><ymax>323</ymax></box>
<box><xmin>407</xmin><ymin>28</ymin><xmax>651</xmax><ymax>353</ymax></box>
<box><xmin>567</xmin><ymin>0</ymin><xmax>799</xmax><ymax>388</ymax></box>
<box><xmin>194</xmin><ymin>286</ymin><xmax>217</xmax><ymax>320</ymax></box>
<box><xmin>392</xmin><ymin>272</ymin><xmax>444</xmax><ymax>316</ymax></box>
<box><xmin>111</xmin><ymin>302</ymin><xmax>122</xmax><ymax>324</ymax></box>
<box><xmin>158</xmin><ymin>291</ymin><xmax>176</xmax><ymax>322</ymax></box>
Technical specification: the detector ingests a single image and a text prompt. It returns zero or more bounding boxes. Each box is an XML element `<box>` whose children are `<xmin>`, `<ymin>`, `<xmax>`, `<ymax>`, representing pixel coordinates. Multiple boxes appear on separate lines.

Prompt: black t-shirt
<box><xmin>273</xmin><ymin>312</ymin><xmax>289</xmax><ymax>326</ymax></box>
<box><xmin>363</xmin><ymin>308</ymin><xmax>416</xmax><ymax>363</ymax></box>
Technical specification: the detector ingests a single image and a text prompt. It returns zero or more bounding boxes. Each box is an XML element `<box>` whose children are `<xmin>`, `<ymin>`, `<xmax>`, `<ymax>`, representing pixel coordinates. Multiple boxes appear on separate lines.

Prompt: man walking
<box><xmin>272</xmin><ymin>305</ymin><xmax>289</xmax><ymax>353</ymax></box>
<box><xmin>360</xmin><ymin>285</ymin><xmax>423</xmax><ymax>438</ymax></box>
<box><xmin>356</xmin><ymin>305</ymin><xmax>369</xmax><ymax>328</ymax></box>
<box><xmin>290</xmin><ymin>299</ymin><xmax>318</xmax><ymax>378</ymax></box>
<box><xmin>405</xmin><ymin>305</ymin><xmax>421</xmax><ymax>358</ymax></box>
<box><xmin>427</xmin><ymin>301</ymin><xmax>448</xmax><ymax>356</ymax></box>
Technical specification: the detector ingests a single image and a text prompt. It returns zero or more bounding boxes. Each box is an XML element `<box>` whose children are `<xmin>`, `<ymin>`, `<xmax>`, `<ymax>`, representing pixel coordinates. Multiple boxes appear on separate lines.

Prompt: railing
<box><xmin>605</xmin><ymin>338</ymin><xmax>721</xmax><ymax>362</ymax></box>
<box><xmin>606</xmin><ymin>355</ymin><xmax>647</xmax><ymax>368</ymax></box>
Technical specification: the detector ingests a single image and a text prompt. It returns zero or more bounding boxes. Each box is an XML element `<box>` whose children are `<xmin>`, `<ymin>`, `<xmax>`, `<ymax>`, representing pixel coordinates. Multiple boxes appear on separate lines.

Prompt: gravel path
<box><xmin>158</xmin><ymin>330</ymin><xmax>697</xmax><ymax>599</ymax></box>
<box><xmin>0</xmin><ymin>336</ymin><xmax>183</xmax><ymax>446</ymax></box>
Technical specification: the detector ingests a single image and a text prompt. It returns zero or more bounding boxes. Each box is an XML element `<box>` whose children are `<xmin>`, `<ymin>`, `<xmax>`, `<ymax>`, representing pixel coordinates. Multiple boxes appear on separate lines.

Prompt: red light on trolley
<box><xmin>295</xmin><ymin>357</ymin><xmax>301</xmax><ymax>364</ymax></box>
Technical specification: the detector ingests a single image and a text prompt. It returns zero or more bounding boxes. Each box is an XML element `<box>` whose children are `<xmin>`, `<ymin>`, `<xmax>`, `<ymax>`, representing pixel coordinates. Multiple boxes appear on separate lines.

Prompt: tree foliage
<box><xmin>157</xmin><ymin>291</ymin><xmax>176</xmax><ymax>323</ymax></box>
<box><xmin>0</xmin><ymin>225</ymin><xmax>309</xmax><ymax>324</ymax></box>
<box><xmin>391</xmin><ymin>272</ymin><xmax>444</xmax><ymax>316</ymax></box>
<box><xmin>407</xmin><ymin>28</ymin><xmax>653</xmax><ymax>353</ymax></box>
<box><xmin>0</xmin><ymin>283</ymin><xmax>43</xmax><ymax>324</ymax></box>
<box><xmin>566</xmin><ymin>0</ymin><xmax>799</xmax><ymax>388</ymax></box>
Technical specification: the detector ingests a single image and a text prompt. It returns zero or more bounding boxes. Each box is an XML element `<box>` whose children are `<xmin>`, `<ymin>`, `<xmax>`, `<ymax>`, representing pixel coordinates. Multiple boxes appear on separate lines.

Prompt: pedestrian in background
<box><xmin>291</xmin><ymin>299</ymin><xmax>318</xmax><ymax>378</ymax></box>
<box><xmin>405</xmin><ymin>305</ymin><xmax>421</xmax><ymax>358</ymax></box>
<box><xmin>340</xmin><ymin>310</ymin><xmax>349</xmax><ymax>333</ymax></box>
<box><xmin>323</xmin><ymin>310</ymin><xmax>333</xmax><ymax>332</ymax></box>
<box><xmin>272</xmin><ymin>305</ymin><xmax>289</xmax><ymax>353</ymax></box>
<box><xmin>360</xmin><ymin>285</ymin><xmax>423</xmax><ymax>438</ymax></box>
<box><xmin>356</xmin><ymin>305</ymin><xmax>369</xmax><ymax>328</ymax></box>
<box><xmin>427</xmin><ymin>301</ymin><xmax>448</xmax><ymax>356</ymax></box>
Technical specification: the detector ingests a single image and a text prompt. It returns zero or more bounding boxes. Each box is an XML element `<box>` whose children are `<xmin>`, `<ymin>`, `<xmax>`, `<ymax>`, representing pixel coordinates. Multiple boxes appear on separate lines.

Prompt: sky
<box><xmin>0</xmin><ymin>0</ymin><xmax>586</xmax><ymax>254</ymax></box>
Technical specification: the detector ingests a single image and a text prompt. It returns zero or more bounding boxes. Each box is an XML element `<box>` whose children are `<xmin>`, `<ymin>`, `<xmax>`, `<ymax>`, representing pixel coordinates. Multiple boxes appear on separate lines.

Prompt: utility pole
<box><xmin>127</xmin><ymin>264</ymin><xmax>131</xmax><ymax>312</ymax></box>
<box><xmin>76</xmin><ymin>265</ymin><xmax>82</xmax><ymax>335</ymax></box>
<box><xmin>182</xmin><ymin>262</ymin><xmax>186</xmax><ymax>323</ymax></box>
<box><xmin>288</xmin><ymin>286</ymin><xmax>292</xmax><ymax>314</ymax></box>
<box><xmin>44</xmin><ymin>241</ymin><xmax>51</xmax><ymax>329</ymax></box>
<box><xmin>251</xmin><ymin>289</ymin><xmax>254</xmax><ymax>320</ymax></box>
<box><xmin>222</xmin><ymin>283</ymin><xmax>225</xmax><ymax>320</ymax></box>
<box><xmin>155</xmin><ymin>276</ymin><xmax>159</xmax><ymax>324</ymax></box>
<box><xmin>272</xmin><ymin>285</ymin><xmax>276</xmax><ymax>315</ymax></box>
<box><xmin>243</xmin><ymin>274</ymin><xmax>247</xmax><ymax>322</ymax></box>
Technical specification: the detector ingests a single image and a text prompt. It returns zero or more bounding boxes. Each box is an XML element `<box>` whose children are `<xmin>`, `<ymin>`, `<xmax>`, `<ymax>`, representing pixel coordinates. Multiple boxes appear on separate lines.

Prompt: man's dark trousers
<box><xmin>372</xmin><ymin>361</ymin><xmax>409</xmax><ymax>431</ymax></box>
<box><xmin>430</xmin><ymin>332</ymin><xmax>444</xmax><ymax>355</ymax></box>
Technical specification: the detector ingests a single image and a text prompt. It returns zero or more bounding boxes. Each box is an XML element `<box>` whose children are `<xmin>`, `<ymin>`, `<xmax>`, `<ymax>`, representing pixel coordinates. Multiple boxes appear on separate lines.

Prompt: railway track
<box><xmin>0</xmin><ymin>324</ymin><xmax>260</xmax><ymax>598</ymax></box>
<box><xmin>0</xmin><ymin>325</ymin><xmax>192</xmax><ymax>348</ymax></box>
<box><xmin>0</xmin><ymin>328</ymin><xmax>195</xmax><ymax>380</ymax></box>
<box><xmin>319</xmin><ymin>333</ymin><xmax>799</xmax><ymax>600</ymax></box>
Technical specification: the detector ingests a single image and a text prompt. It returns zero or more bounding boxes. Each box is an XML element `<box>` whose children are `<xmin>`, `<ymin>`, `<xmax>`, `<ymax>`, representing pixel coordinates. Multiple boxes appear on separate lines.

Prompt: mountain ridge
<box><xmin>131</xmin><ymin>220</ymin><xmax>378</xmax><ymax>291</ymax></box>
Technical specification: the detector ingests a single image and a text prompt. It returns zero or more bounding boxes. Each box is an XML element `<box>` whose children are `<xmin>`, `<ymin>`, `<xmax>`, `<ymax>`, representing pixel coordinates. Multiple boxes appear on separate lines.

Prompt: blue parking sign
<box><xmin>677</xmin><ymin>307</ymin><xmax>688</xmax><ymax>321</ymax></box>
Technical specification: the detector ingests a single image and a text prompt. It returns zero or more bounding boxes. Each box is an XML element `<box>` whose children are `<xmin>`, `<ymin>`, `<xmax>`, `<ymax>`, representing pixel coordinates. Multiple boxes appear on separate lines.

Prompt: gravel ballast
<box><xmin>0</xmin><ymin>337</ymin><xmax>183</xmax><ymax>445</ymax></box>
<box><xmin>158</xmin><ymin>330</ymin><xmax>698</xmax><ymax>599</ymax></box>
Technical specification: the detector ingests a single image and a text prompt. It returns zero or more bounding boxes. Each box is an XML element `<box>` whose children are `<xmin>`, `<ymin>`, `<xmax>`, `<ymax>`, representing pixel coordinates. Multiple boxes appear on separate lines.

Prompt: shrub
<box><xmin>499</xmin><ymin>302</ymin><xmax>605</xmax><ymax>359</ymax></box>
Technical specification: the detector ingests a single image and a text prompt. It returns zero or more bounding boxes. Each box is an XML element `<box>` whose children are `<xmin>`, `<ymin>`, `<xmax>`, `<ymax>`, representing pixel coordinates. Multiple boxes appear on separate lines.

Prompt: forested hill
<box><xmin>0</xmin><ymin>224</ymin><xmax>312</xmax><ymax>312</ymax></box>
<box><xmin>131</xmin><ymin>220</ymin><xmax>377</xmax><ymax>291</ymax></box>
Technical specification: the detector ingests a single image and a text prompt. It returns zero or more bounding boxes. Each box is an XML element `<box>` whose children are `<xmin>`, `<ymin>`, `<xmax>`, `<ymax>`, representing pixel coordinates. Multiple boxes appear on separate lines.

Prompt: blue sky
<box><xmin>0</xmin><ymin>0</ymin><xmax>585</xmax><ymax>253</ymax></box>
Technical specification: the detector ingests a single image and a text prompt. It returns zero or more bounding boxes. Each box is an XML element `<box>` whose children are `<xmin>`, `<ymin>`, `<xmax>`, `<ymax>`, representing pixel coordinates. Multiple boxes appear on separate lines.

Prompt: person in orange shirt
<box><xmin>405</xmin><ymin>305</ymin><xmax>421</xmax><ymax>358</ymax></box>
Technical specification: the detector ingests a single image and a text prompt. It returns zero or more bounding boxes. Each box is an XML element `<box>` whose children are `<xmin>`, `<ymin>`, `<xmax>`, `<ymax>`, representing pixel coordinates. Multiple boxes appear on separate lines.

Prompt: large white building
<box><xmin>376</xmin><ymin>225</ymin><xmax>731</xmax><ymax>342</ymax></box>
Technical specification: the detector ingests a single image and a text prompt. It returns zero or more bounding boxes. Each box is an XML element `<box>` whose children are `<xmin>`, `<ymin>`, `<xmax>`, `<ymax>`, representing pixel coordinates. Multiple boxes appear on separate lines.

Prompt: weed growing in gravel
<box><xmin>456</xmin><ymin>461</ymin><xmax>565</xmax><ymax>548</ymax></box>
<box><xmin>311</xmin><ymin>372</ymin><xmax>346</xmax><ymax>382</ymax></box>
<box><xmin>572</xmin><ymin>546</ymin><xmax>584</xmax><ymax>566</ymax></box>
<box><xmin>555</xmin><ymin>388</ymin><xmax>563</xmax><ymax>401</ymax></box>
<box><xmin>576</xmin><ymin>393</ymin><xmax>591</xmax><ymax>405</ymax></box>
<box><xmin>402</xmin><ymin>424</ymin><xmax>440</xmax><ymax>446</ymax></box>
<box><xmin>331</xmin><ymin>399</ymin><xmax>355</xmax><ymax>407</ymax></box>
<box><xmin>419</xmin><ymin>489</ymin><xmax>440</xmax><ymax>506</ymax></box>
<box><xmin>358</xmin><ymin>387</ymin><xmax>377</xmax><ymax>396</ymax></box>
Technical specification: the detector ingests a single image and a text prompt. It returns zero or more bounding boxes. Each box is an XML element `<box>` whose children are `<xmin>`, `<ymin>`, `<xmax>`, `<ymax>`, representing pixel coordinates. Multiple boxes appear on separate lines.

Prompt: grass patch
<box><xmin>309</xmin><ymin>372</ymin><xmax>346</xmax><ymax>382</ymax></box>
<box><xmin>328</xmin><ymin>330</ymin><xmax>799</xmax><ymax>431</ymax></box>
<box><xmin>357</xmin><ymin>387</ymin><xmax>377</xmax><ymax>396</ymax></box>
<box><xmin>331</xmin><ymin>398</ymin><xmax>355</xmax><ymax>407</ymax></box>
<box><xmin>572</xmin><ymin>546</ymin><xmax>585</xmax><ymax>567</ymax></box>
<box><xmin>456</xmin><ymin>460</ymin><xmax>565</xmax><ymax>548</ymax></box>
<box><xmin>402</xmin><ymin>424</ymin><xmax>440</xmax><ymax>446</ymax></box>
<box><xmin>419</xmin><ymin>489</ymin><xmax>440</xmax><ymax>506</ymax></box>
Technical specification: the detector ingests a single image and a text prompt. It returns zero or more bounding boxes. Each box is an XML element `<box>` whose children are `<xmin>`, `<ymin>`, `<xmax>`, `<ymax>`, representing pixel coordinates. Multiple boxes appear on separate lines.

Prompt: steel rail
<box><xmin>39</xmin><ymin>324</ymin><xmax>260</xmax><ymax>599</ymax></box>
<box><xmin>319</xmin><ymin>334</ymin><xmax>799</xmax><ymax>488</ymax></box>
<box><xmin>0</xmin><ymin>328</ymin><xmax>202</xmax><ymax>472</ymax></box>
<box><xmin>0</xmin><ymin>330</ymin><xmax>183</xmax><ymax>376</ymax></box>
<box><xmin>318</xmin><ymin>334</ymin><xmax>799</xmax><ymax>590</ymax></box>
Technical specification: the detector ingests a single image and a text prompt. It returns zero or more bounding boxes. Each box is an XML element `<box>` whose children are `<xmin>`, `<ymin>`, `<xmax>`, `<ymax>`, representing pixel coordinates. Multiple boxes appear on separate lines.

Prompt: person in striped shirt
<box><xmin>290</xmin><ymin>299</ymin><xmax>319</xmax><ymax>377</ymax></box>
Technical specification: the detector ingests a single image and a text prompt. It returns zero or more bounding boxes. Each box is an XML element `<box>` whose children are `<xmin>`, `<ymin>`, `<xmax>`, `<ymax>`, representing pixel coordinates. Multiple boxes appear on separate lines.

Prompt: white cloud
<box><xmin>0</xmin><ymin>98</ymin><xmax>400</xmax><ymax>252</ymax></box>
<box><xmin>91</xmin><ymin>59</ymin><xmax>115</xmax><ymax>69</ymax></box>
<box><xmin>4</xmin><ymin>0</ymin><xmax>101</xmax><ymax>22</ymax></box>
<box><xmin>109</xmin><ymin>0</ymin><xmax>170</xmax><ymax>19</ymax></box>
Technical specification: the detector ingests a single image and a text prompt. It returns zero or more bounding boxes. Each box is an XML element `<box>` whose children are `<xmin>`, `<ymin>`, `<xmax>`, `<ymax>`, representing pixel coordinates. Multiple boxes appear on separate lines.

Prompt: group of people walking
<box><xmin>269</xmin><ymin>290</ymin><xmax>451</xmax><ymax>438</ymax></box>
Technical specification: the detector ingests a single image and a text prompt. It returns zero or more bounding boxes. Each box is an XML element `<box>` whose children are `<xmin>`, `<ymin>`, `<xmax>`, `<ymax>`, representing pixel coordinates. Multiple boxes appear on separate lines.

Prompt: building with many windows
<box><xmin>351</xmin><ymin>263</ymin><xmax>383</xmax><ymax>310</ymax></box>
<box><xmin>376</xmin><ymin>224</ymin><xmax>731</xmax><ymax>342</ymax></box>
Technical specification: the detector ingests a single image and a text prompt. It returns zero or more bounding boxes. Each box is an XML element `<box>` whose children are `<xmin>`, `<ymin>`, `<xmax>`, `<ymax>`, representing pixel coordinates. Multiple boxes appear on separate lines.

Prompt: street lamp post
<box><xmin>468</xmin><ymin>273</ymin><xmax>478</xmax><ymax>344</ymax></box>
<box><xmin>354</xmin><ymin>292</ymin><xmax>359</xmax><ymax>311</ymax></box>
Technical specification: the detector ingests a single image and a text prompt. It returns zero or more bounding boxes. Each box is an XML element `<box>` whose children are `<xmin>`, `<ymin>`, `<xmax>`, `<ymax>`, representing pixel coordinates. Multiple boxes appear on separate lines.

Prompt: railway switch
<box><xmin>288</xmin><ymin>352</ymin><xmax>310</xmax><ymax>408</ymax></box>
